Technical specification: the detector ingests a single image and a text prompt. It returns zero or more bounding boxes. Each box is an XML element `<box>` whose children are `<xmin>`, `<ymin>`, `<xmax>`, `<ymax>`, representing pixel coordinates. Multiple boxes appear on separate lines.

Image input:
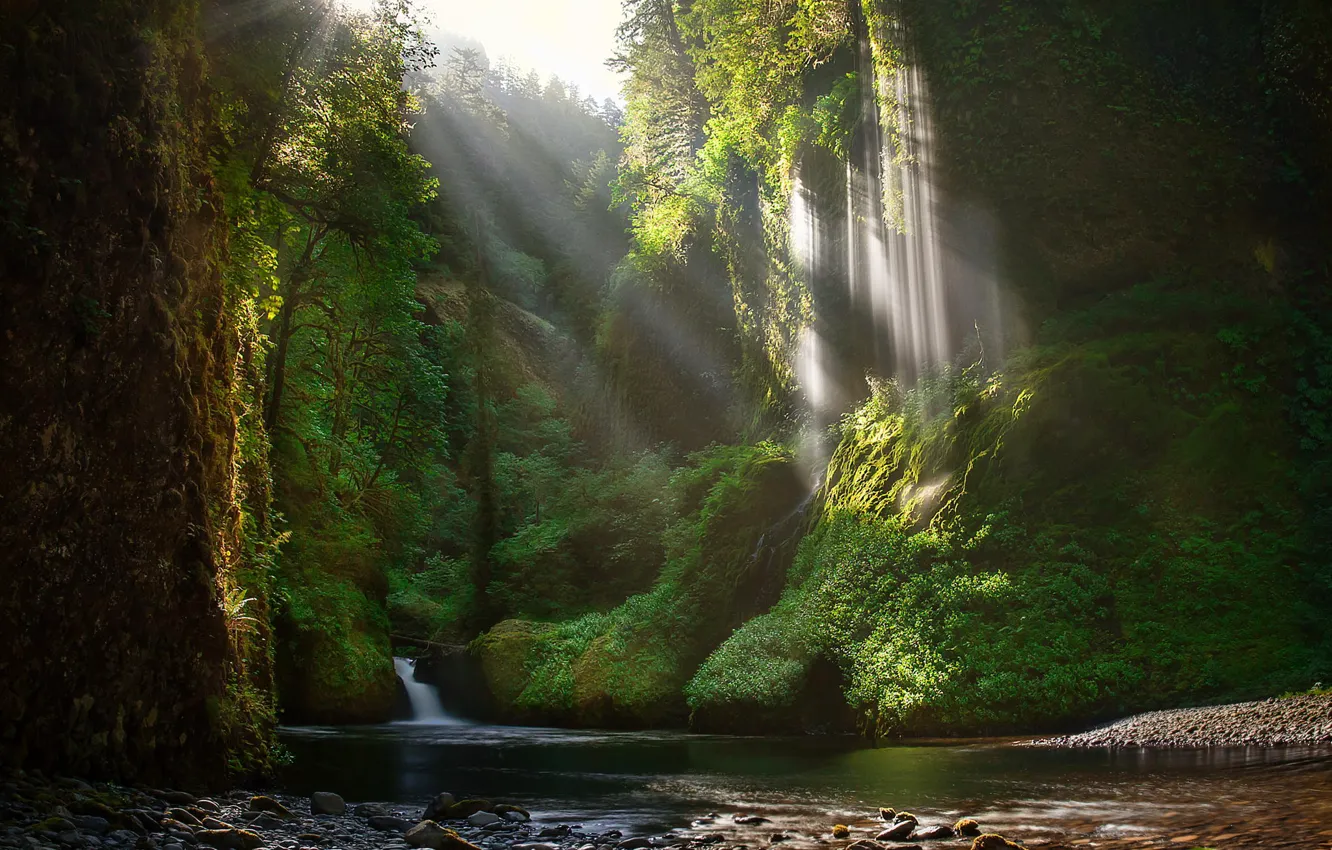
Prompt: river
<box><xmin>278</xmin><ymin>721</ymin><xmax>1332</xmax><ymax>848</ymax></box>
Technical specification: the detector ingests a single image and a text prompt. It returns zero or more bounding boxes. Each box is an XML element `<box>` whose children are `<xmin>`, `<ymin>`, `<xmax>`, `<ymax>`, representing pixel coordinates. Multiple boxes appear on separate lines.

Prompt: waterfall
<box><xmin>393</xmin><ymin>656</ymin><xmax>465</xmax><ymax>725</ymax></box>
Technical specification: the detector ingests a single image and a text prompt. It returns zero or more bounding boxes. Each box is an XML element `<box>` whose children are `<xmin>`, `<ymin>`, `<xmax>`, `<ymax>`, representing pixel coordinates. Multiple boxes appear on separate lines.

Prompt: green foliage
<box><xmin>694</xmin><ymin>281</ymin><xmax>1330</xmax><ymax>736</ymax></box>
<box><xmin>473</xmin><ymin>442</ymin><xmax>805</xmax><ymax>726</ymax></box>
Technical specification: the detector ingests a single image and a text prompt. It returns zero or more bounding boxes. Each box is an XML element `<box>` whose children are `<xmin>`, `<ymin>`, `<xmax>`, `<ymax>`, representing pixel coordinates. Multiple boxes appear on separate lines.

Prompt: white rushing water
<box><xmin>393</xmin><ymin>656</ymin><xmax>466</xmax><ymax>725</ymax></box>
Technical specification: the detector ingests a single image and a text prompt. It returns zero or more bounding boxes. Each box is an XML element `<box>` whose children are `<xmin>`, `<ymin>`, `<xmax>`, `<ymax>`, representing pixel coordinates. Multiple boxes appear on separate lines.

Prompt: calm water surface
<box><xmin>279</xmin><ymin>723</ymin><xmax>1332</xmax><ymax>844</ymax></box>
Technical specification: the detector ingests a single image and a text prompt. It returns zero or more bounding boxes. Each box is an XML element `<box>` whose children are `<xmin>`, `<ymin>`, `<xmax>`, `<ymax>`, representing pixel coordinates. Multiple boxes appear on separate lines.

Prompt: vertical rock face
<box><xmin>0</xmin><ymin>0</ymin><xmax>235</xmax><ymax>783</ymax></box>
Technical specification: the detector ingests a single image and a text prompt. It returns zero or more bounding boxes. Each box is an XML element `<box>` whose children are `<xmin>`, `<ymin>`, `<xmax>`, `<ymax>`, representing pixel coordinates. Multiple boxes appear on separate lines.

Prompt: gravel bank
<box><xmin>1032</xmin><ymin>692</ymin><xmax>1332</xmax><ymax>748</ymax></box>
<box><xmin>0</xmin><ymin>773</ymin><xmax>1012</xmax><ymax>850</ymax></box>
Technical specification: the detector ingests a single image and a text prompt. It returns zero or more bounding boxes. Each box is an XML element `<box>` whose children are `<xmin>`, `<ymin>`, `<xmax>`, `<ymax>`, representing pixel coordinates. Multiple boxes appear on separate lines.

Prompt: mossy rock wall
<box><xmin>0</xmin><ymin>0</ymin><xmax>273</xmax><ymax>782</ymax></box>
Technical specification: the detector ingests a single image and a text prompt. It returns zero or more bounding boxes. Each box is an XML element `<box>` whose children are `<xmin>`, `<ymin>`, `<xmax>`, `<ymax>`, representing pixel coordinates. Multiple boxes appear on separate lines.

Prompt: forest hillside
<box><xmin>2</xmin><ymin>0</ymin><xmax>1330</xmax><ymax>783</ymax></box>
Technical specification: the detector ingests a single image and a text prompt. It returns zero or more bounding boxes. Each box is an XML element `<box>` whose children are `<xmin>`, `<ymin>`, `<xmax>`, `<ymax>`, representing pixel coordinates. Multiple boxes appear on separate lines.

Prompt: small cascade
<box><xmin>393</xmin><ymin>656</ymin><xmax>466</xmax><ymax>725</ymax></box>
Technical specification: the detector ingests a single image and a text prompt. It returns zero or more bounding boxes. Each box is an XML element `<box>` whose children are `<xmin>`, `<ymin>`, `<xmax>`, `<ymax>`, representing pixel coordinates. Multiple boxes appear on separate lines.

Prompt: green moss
<box><xmin>472</xmin><ymin>443</ymin><xmax>807</xmax><ymax>727</ymax></box>
<box><xmin>693</xmin><ymin>284</ymin><xmax>1327</xmax><ymax>736</ymax></box>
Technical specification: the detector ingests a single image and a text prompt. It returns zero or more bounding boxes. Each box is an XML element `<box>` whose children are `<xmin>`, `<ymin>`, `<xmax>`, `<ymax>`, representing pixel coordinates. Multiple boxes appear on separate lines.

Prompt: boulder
<box><xmin>194</xmin><ymin>801</ymin><xmax>221</xmax><ymax>815</ymax></box>
<box><xmin>422</xmin><ymin>794</ymin><xmax>456</xmax><ymax>822</ymax></box>
<box><xmin>832</xmin><ymin>825</ymin><xmax>851</xmax><ymax>838</ymax></box>
<box><xmin>953</xmin><ymin>820</ymin><xmax>981</xmax><ymax>838</ymax></box>
<box><xmin>405</xmin><ymin>822</ymin><xmax>450</xmax><ymax>849</ymax></box>
<box><xmin>246</xmin><ymin>797</ymin><xmax>293</xmax><ymax>820</ymax></box>
<box><xmin>616</xmin><ymin>840</ymin><xmax>652</xmax><ymax>850</ymax></box>
<box><xmin>355</xmin><ymin>803</ymin><xmax>393</xmax><ymax>819</ymax></box>
<box><xmin>892</xmin><ymin>813</ymin><xmax>918</xmax><ymax>826</ymax></box>
<box><xmin>878</xmin><ymin>809</ymin><xmax>896</xmax><ymax>821</ymax></box>
<box><xmin>875</xmin><ymin>822</ymin><xmax>915</xmax><ymax>842</ymax></box>
<box><xmin>167</xmin><ymin>810</ymin><xmax>202</xmax><ymax>827</ymax></box>
<box><xmin>971</xmin><ymin>836</ymin><xmax>1023</xmax><ymax>850</ymax></box>
<box><xmin>502</xmin><ymin>812</ymin><xmax>529</xmax><ymax>823</ymax></box>
<box><xmin>369</xmin><ymin>816</ymin><xmax>414</xmax><ymax>832</ymax></box>
<box><xmin>310</xmin><ymin>793</ymin><xmax>346</xmax><ymax>816</ymax></box>
<box><xmin>492</xmin><ymin>804</ymin><xmax>530</xmax><ymax>819</ymax></box>
<box><xmin>467</xmin><ymin>812</ymin><xmax>501</xmax><ymax>828</ymax></box>
<box><xmin>847</xmin><ymin>841</ymin><xmax>884</xmax><ymax>850</ymax></box>
<box><xmin>404</xmin><ymin>822</ymin><xmax>480</xmax><ymax>850</ymax></box>
<box><xmin>913</xmin><ymin>826</ymin><xmax>954</xmax><ymax>840</ymax></box>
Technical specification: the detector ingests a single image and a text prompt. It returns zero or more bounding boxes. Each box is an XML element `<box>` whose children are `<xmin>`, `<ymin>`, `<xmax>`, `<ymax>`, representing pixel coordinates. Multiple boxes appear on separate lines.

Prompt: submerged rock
<box><xmin>875</xmin><ymin>821</ymin><xmax>914</xmax><ymax>842</ymax></box>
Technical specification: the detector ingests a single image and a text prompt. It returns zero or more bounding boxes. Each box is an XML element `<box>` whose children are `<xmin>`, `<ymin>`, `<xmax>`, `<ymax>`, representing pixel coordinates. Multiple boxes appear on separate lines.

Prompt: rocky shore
<box><xmin>0</xmin><ymin>773</ymin><xmax>1028</xmax><ymax>850</ymax></box>
<box><xmin>5</xmin><ymin>761</ymin><xmax>1332</xmax><ymax>850</ymax></box>
<box><xmin>1033</xmin><ymin>692</ymin><xmax>1332</xmax><ymax>748</ymax></box>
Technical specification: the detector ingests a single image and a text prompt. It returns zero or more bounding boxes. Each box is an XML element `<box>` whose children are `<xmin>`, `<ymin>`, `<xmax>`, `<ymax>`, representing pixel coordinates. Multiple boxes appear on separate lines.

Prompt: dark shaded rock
<box><xmin>492</xmin><ymin>804</ymin><xmax>529</xmax><ymax>818</ymax></box>
<box><xmin>369</xmin><ymin>816</ymin><xmax>413</xmax><ymax>832</ymax></box>
<box><xmin>874</xmin><ymin>822</ymin><xmax>914</xmax><ymax>842</ymax></box>
<box><xmin>355</xmin><ymin>803</ymin><xmax>393</xmax><ymax>819</ymax></box>
<box><xmin>247</xmin><ymin>797</ymin><xmax>292</xmax><ymax>820</ymax></box>
<box><xmin>832</xmin><ymin>825</ymin><xmax>851</xmax><ymax>838</ymax></box>
<box><xmin>878</xmin><ymin>809</ymin><xmax>895</xmax><ymax>822</ymax></box>
<box><xmin>310</xmin><ymin>793</ymin><xmax>345</xmax><ymax>816</ymax></box>
<box><xmin>422</xmin><ymin>794</ymin><xmax>456</xmax><ymax>822</ymax></box>
<box><xmin>892</xmin><ymin>814</ymin><xmax>917</xmax><ymax>827</ymax></box>
<box><xmin>72</xmin><ymin>817</ymin><xmax>109</xmax><ymax>834</ymax></box>
<box><xmin>617</xmin><ymin>839</ymin><xmax>652</xmax><ymax>850</ymax></box>
<box><xmin>540</xmin><ymin>826</ymin><xmax>573</xmax><ymax>839</ymax></box>
<box><xmin>971</xmin><ymin>836</ymin><xmax>1023</xmax><ymax>850</ymax></box>
<box><xmin>847</xmin><ymin>841</ymin><xmax>884</xmax><ymax>850</ymax></box>
<box><xmin>194</xmin><ymin>801</ymin><xmax>221</xmax><ymax>815</ymax></box>
<box><xmin>167</xmin><ymin>810</ymin><xmax>201</xmax><ymax>827</ymax></box>
<box><xmin>200</xmin><ymin>818</ymin><xmax>230</xmax><ymax>831</ymax></box>
<box><xmin>163</xmin><ymin>794</ymin><xmax>197</xmax><ymax>807</ymax></box>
